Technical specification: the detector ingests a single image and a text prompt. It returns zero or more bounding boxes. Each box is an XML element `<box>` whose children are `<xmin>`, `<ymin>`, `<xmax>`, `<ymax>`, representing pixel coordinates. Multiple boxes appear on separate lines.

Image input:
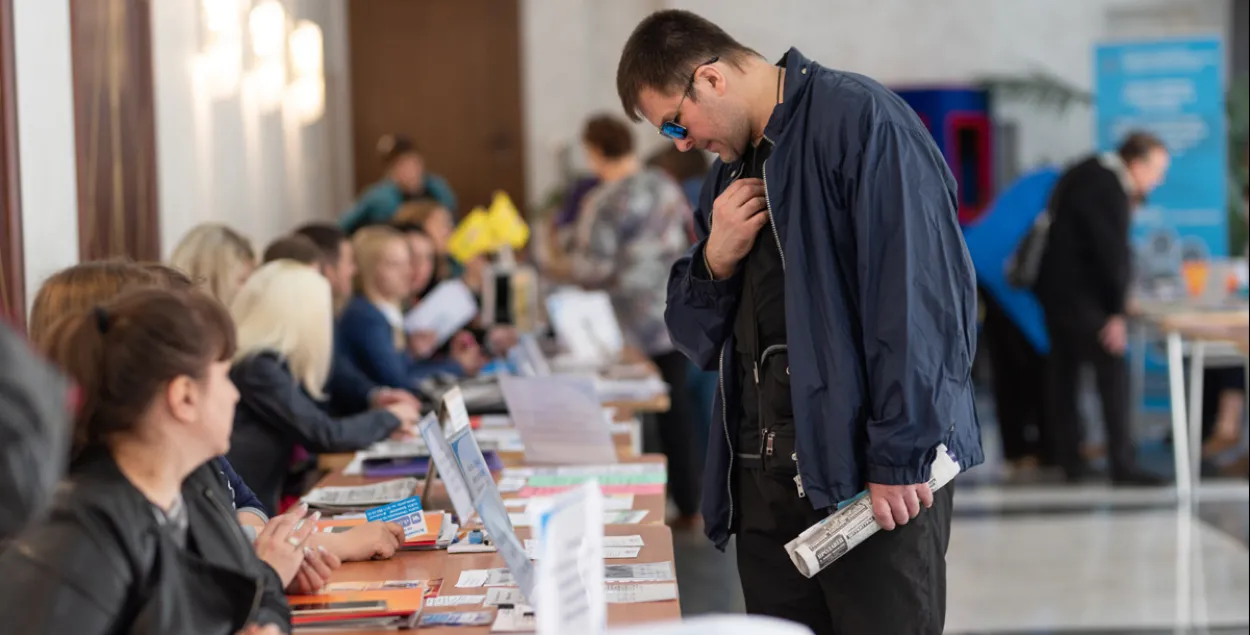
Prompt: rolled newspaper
<box><xmin>784</xmin><ymin>444</ymin><xmax>961</xmax><ymax>578</ymax></box>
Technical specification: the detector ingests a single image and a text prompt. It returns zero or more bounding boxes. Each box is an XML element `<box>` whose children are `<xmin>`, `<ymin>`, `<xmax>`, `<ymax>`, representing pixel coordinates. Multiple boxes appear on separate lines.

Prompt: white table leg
<box><xmin>1186</xmin><ymin>341</ymin><xmax>1205</xmax><ymax>500</ymax></box>
<box><xmin>1130</xmin><ymin>319</ymin><xmax>1148</xmax><ymax>432</ymax></box>
<box><xmin>1166</xmin><ymin>331</ymin><xmax>1192</xmax><ymax>503</ymax></box>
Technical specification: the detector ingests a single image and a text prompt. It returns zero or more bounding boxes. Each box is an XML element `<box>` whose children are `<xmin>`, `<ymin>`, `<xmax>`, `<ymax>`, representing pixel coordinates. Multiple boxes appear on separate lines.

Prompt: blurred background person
<box><xmin>0</xmin><ymin>322</ymin><xmax>72</xmax><ymax>544</ymax></box>
<box><xmin>227</xmin><ymin>260</ymin><xmax>418</xmax><ymax>513</ymax></box>
<box><xmin>1034</xmin><ymin>131</ymin><xmax>1170</xmax><ymax>485</ymax></box>
<box><xmin>338</xmin><ymin>226</ymin><xmax>484</xmax><ymax>390</ymax></box>
<box><xmin>545</xmin><ymin>114</ymin><xmax>703</xmax><ymax>527</ymax></box>
<box><xmin>169</xmin><ymin>223</ymin><xmax>258</xmax><ymax>308</ymax></box>
<box><xmin>261</xmin><ymin>234</ymin><xmax>324</xmax><ymax>267</ymax></box>
<box><xmin>339</xmin><ymin>134</ymin><xmax>458</xmax><ymax>235</ymax></box>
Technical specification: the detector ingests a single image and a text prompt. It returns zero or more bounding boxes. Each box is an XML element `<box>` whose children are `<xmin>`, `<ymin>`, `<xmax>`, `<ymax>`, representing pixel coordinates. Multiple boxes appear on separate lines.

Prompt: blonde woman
<box><xmin>226</xmin><ymin>260</ymin><xmax>418</xmax><ymax>515</ymax></box>
<box><xmin>338</xmin><ymin>226</ymin><xmax>482</xmax><ymax>388</ymax></box>
<box><xmin>169</xmin><ymin>223</ymin><xmax>257</xmax><ymax>306</ymax></box>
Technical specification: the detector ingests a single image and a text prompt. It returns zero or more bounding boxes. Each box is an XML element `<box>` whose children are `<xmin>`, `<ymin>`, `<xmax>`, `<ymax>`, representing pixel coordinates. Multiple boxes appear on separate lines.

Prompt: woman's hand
<box><xmin>313</xmin><ymin>521</ymin><xmax>405</xmax><ymax>562</ymax></box>
<box><xmin>486</xmin><ymin>325</ymin><xmax>519</xmax><ymax>355</ymax></box>
<box><xmin>286</xmin><ymin>545</ymin><xmax>341</xmax><ymax>594</ymax></box>
<box><xmin>235</xmin><ymin>624</ymin><xmax>284</xmax><ymax>635</ymax></box>
<box><xmin>450</xmin><ymin>332</ymin><xmax>486</xmax><ymax>377</ymax></box>
<box><xmin>407</xmin><ymin>330</ymin><xmax>439</xmax><ymax>358</ymax></box>
<box><xmin>384</xmin><ymin>401</ymin><xmax>421</xmax><ymax>439</ymax></box>
<box><xmin>252</xmin><ymin>503</ymin><xmax>319</xmax><ymax>587</ymax></box>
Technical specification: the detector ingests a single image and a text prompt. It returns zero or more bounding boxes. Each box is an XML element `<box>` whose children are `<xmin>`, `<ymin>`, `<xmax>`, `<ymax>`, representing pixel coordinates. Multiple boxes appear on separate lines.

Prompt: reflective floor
<box><xmin>658</xmin><ymin>396</ymin><xmax>1250</xmax><ymax>634</ymax></box>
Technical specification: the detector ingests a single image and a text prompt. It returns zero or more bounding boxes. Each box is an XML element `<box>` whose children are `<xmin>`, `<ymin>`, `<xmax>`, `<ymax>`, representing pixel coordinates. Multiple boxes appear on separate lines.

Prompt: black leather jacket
<box><xmin>0</xmin><ymin>449</ymin><xmax>291</xmax><ymax>635</ymax></box>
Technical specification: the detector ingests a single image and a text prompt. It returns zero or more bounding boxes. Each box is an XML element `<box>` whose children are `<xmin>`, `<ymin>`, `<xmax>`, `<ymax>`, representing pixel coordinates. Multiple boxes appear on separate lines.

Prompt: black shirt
<box><xmin>731</xmin><ymin>138</ymin><xmax>790</xmax><ymax>464</ymax></box>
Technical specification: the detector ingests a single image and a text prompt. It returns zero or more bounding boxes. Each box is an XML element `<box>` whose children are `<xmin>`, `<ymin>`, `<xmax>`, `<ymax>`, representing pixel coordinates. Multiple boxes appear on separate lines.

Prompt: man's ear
<box><xmin>700</xmin><ymin>65</ymin><xmax>728</xmax><ymax>96</ymax></box>
<box><xmin>166</xmin><ymin>375</ymin><xmax>198</xmax><ymax>425</ymax></box>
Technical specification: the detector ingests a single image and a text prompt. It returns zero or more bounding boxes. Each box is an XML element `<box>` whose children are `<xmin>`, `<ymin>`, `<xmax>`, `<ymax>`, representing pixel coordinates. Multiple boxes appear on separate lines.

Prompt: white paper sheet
<box><xmin>524</xmin><ymin>535</ymin><xmax>642</xmax><ymax>550</ymax></box>
<box><xmin>605</xmin><ymin>582</ymin><xmax>679</xmax><ymax>604</ymax></box>
<box><xmin>425</xmin><ymin>594</ymin><xmax>486</xmax><ymax>607</ymax></box>
<box><xmin>603</xmin><ymin>562</ymin><xmax>675</xmax><ymax>583</ymax></box>
<box><xmin>546</xmin><ymin>289</ymin><xmax>624</xmax><ymax>363</ymax></box>
<box><xmin>499</xmin><ymin>375</ymin><xmax>618</xmax><ymax>466</ymax></box>
<box><xmin>483</xmin><ymin>587</ymin><xmax>525</xmax><ymax>607</ymax></box>
<box><xmin>490</xmin><ymin>606</ymin><xmax>536</xmax><ymax>633</ymax></box>
<box><xmin>525</xmin><ymin>545</ymin><xmax>639</xmax><ymax>560</ymax></box>
<box><xmin>402</xmin><ymin>279</ymin><xmax>478</xmax><ymax>345</ymax></box>
<box><xmin>442</xmin><ymin>386</ymin><xmax>472</xmax><ymax>434</ymax></box>
<box><xmin>528</xmin><ymin>481</ymin><xmax>606</xmax><ymax>635</ymax></box>
<box><xmin>507</xmin><ymin>511</ymin><xmax>646</xmax><ymax>527</ymax></box>
<box><xmin>456</xmin><ymin>568</ymin><xmax>515</xmax><ymax>588</ymax></box>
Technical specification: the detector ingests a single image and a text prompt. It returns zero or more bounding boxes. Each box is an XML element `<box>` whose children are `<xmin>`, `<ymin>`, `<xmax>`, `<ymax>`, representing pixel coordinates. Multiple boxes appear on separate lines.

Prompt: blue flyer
<box><xmin>364</xmin><ymin>495</ymin><xmax>427</xmax><ymax>538</ymax></box>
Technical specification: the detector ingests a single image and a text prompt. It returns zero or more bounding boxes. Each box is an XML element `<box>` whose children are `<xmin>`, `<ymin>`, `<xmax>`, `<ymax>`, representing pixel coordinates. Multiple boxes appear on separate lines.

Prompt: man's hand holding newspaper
<box><xmin>784</xmin><ymin>445</ymin><xmax>960</xmax><ymax>579</ymax></box>
<box><xmin>866</xmin><ymin>481</ymin><xmax>934</xmax><ymax>531</ymax></box>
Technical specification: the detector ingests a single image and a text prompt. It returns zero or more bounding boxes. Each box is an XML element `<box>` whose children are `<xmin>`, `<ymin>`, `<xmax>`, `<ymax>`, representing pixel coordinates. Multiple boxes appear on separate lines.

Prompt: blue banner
<box><xmin>1095</xmin><ymin>37</ymin><xmax>1227</xmax><ymax>411</ymax></box>
<box><xmin>1095</xmin><ymin>37</ymin><xmax>1227</xmax><ymax>269</ymax></box>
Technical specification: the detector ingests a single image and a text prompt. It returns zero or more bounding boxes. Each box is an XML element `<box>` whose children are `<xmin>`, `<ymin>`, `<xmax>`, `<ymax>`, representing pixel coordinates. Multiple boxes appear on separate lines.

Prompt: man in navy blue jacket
<box><xmin>618</xmin><ymin>11</ymin><xmax>982</xmax><ymax>634</ymax></box>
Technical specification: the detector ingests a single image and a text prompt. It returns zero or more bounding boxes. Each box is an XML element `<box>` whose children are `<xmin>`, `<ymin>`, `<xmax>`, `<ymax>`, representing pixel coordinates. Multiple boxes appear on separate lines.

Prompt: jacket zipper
<box><xmin>759</xmin><ymin>150</ymin><xmax>796</xmax><ymax>480</ymax></box>
<box><xmin>718</xmin><ymin>345</ymin><xmax>734</xmax><ymax>527</ymax></box>
<box><xmin>205</xmin><ymin>488</ymin><xmax>264</xmax><ymax>624</ymax></box>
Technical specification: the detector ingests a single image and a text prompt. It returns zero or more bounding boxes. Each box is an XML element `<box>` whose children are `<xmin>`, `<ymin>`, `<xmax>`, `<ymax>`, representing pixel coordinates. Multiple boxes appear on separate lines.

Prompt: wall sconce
<box><xmin>198</xmin><ymin>0</ymin><xmax>244</xmax><ymax>99</ymax></box>
<box><xmin>247</xmin><ymin>0</ymin><xmax>287</xmax><ymax>112</ymax></box>
<box><xmin>287</xmin><ymin>20</ymin><xmax>325</xmax><ymax>124</ymax></box>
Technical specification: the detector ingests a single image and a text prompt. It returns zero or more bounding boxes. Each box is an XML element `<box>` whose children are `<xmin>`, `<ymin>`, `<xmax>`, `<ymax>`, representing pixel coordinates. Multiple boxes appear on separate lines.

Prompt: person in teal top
<box><xmin>340</xmin><ymin>134</ymin><xmax>458</xmax><ymax>235</ymax></box>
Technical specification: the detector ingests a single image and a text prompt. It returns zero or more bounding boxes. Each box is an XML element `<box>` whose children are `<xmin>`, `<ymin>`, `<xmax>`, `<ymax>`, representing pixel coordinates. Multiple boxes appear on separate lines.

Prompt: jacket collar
<box><xmin>724</xmin><ymin>48</ymin><xmax>815</xmax><ymax>174</ymax></box>
<box><xmin>761</xmin><ymin>48</ymin><xmax>815</xmax><ymax>145</ymax></box>
<box><xmin>1098</xmin><ymin>152</ymin><xmax>1137</xmax><ymax>198</ymax></box>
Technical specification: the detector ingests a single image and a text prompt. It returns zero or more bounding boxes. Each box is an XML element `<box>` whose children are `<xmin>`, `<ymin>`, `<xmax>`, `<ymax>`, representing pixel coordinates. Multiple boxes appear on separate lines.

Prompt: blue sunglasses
<box><xmin>659</xmin><ymin>56</ymin><xmax>718</xmax><ymax>141</ymax></box>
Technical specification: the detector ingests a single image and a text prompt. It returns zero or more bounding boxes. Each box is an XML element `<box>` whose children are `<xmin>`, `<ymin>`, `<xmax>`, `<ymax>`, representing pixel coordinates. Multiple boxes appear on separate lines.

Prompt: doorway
<box><xmin>347</xmin><ymin>0</ymin><xmax>526</xmax><ymax>217</ymax></box>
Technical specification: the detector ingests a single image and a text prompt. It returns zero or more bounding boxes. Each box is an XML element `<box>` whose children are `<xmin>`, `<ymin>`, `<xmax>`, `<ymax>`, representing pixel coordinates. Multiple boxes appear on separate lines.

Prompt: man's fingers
<box><xmin>905</xmin><ymin>490</ymin><xmax>921</xmax><ymax>520</ymax></box>
<box><xmin>722</xmin><ymin>179</ymin><xmax>765</xmax><ymax>208</ymax></box>
<box><xmin>892</xmin><ymin>497</ymin><xmax>910</xmax><ymax>527</ymax></box>
<box><xmin>872</xmin><ymin>495</ymin><xmax>896</xmax><ymax>531</ymax></box>
<box><xmin>918</xmin><ymin>483</ymin><xmax>935</xmax><ymax>509</ymax></box>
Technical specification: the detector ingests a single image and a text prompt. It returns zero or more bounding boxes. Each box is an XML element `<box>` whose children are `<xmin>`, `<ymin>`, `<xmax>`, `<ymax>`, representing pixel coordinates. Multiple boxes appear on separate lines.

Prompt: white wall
<box><xmin>151</xmin><ymin>0</ymin><xmax>354</xmax><ymax>258</ymax></box>
<box><xmin>12</xmin><ymin>0</ymin><xmax>79</xmax><ymax>313</ymax></box>
<box><xmin>519</xmin><ymin>0</ymin><xmax>1229</xmax><ymax>206</ymax></box>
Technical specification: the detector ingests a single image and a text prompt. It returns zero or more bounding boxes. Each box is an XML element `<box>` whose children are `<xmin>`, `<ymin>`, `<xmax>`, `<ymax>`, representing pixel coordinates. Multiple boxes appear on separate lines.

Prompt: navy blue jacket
<box><xmin>212</xmin><ymin>456</ymin><xmax>267</xmax><ymax>517</ymax></box>
<box><xmin>337</xmin><ymin>296</ymin><xmax>464</xmax><ymax>391</ymax></box>
<box><xmin>666</xmin><ymin>49</ymin><xmax>983</xmax><ymax>550</ymax></box>
<box><xmin>325</xmin><ymin>334</ymin><xmax>379</xmax><ymax>415</ymax></box>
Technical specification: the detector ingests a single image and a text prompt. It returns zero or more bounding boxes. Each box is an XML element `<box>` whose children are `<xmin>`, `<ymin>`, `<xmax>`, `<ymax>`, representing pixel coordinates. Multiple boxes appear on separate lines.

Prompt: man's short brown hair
<box><xmin>616</xmin><ymin>10</ymin><xmax>758</xmax><ymax>122</ymax></box>
<box><xmin>1117</xmin><ymin>130</ymin><xmax>1167</xmax><ymax>164</ymax></box>
<box><xmin>262</xmin><ymin>234</ymin><xmax>324</xmax><ymax>267</ymax></box>
<box><xmin>582</xmin><ymin>115</ymin><xmax>635</xmax><ymax>159</ymax></box>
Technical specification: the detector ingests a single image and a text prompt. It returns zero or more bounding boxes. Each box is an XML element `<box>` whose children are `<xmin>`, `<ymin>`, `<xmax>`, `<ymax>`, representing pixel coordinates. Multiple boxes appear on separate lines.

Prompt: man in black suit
<box><xmin>1035</xmin><ymin>131</ymin><xmax>1170</xmax><ymax>485</ymax></box>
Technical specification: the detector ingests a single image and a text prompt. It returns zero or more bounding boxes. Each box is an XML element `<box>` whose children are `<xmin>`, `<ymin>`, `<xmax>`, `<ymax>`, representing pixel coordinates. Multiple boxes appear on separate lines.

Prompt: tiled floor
<box><xmin>659</xmin><ymin>394</ymin><xmax>1250</xmax><ymax>634</ymax></box>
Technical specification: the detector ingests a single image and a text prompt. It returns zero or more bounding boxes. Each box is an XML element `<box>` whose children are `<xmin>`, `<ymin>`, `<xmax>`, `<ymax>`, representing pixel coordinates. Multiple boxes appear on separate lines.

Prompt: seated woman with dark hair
<box><xmin>0</xmin><ymin>289</ymin><xmax>293</xmax><ymax>634</ymax></box>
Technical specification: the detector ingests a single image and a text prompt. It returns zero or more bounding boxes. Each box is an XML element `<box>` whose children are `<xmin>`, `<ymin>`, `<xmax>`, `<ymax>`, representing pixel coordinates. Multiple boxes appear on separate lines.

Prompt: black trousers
<box><xmin>735</xmin><ymin>467</ymin><xmax>954</xmax><ymax>635</ymax></box>
<box><xmin>651</xmin><ymin>350</ymin><xmax>702</xmax><ymax>517</ymax></box>
<box><xmin>1045</xmin><ymin>322</ymin><xmax>1136</xmax><ymax>478</ymax></box>
<box><xmin>982</xmin><ymin>296</ymin><xmax>1051</xmax><ymax>463</ymax></box>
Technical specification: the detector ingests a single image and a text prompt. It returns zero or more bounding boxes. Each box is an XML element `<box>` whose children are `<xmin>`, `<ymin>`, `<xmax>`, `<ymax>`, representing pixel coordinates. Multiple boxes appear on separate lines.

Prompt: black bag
<box><xmin>1004</xmin><ymin>209</ymin><xmax>1051</xmax><ymax>289</ymax></box>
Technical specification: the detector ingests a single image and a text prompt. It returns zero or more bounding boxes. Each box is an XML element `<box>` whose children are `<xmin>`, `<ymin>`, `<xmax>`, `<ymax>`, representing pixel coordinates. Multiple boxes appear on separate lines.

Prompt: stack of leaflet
<box><xmin>317</xmin><ymin>511</ymin><xmax>458</xmax><ymax>551</ymax></box>
<box><xmin>299</xmin><ymin>478</ymin><xmax>420</xmax><ymax>514</ymax></box>
<box><xmin>288</xmin><ymin>582</ymin><xmax>426</xmax><ymax>631</ymax></box>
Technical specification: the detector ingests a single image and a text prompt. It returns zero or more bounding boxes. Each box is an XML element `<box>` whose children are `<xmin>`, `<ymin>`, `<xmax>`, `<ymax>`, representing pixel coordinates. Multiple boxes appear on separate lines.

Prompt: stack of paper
<box><xmin>593</xmin><ymin>375</ymin><xmax>670</xmax><ymax>403</ymax></box>
<box><xmin>501</xmin><ymin>464</ymin><xmax>667</xmax><ymax>498</ymax></box>
<box><xmin>300</xmin><ymin>478</ymin><xmax>420</xmax><ymax>513</ymax></box>
<box><xmin>287</xmin><ymin>585</ymin><xmax>425</xmax><ymax>629</ymax></box>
